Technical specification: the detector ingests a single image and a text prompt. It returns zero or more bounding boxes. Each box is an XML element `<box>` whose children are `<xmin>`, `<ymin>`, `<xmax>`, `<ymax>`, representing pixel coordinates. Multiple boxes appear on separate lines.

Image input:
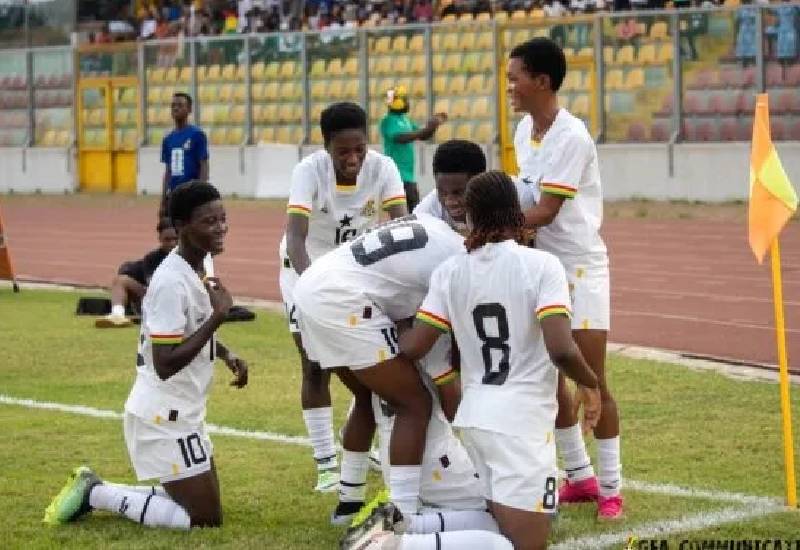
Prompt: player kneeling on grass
<box><xmin>44</xmin><ymin>182</ymin><xmax>248</xmax><ymax>530</ymax></box>
<box><xmin>349</xmin><ymin>171</ymin><xmax>601</xmax><ymax>550</ymax></box>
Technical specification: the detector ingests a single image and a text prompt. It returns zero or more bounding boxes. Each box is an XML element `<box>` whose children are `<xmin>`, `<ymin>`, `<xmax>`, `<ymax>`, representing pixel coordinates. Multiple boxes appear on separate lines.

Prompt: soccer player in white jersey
<box><xmin>507</xmin><ymin>37</ymin><xmax>623</xmax><ymax>520</ymax></box>
<box><xmin>293</xmin><ymin>213</ymin><xmax>464</xmax><ymax>522</ymax></box>
<box><xmin>413</xmin><ymin>139</ymin><xmax>486</xmax><ymax>234</ymax></box>
<box><xmin>362</xmin><ymin>171</ymin><xmax>600</xmax><ymax>550</ymax></box>
<box><xmin>280</xmin><ymin>102</ymin><xmax>408</xmax><ymax>492</ymax></box>
<box><xmin>44</xmin><ymin>182</ymin><xmax>248</xmax><ymax>530</ymax></box>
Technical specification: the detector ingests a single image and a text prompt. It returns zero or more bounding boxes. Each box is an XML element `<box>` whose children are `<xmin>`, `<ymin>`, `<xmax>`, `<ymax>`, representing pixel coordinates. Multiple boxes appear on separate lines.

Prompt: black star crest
<box><xmin>339</xmin><ymin>214</ymin><xmax>353</xmax><ymax>227</ymax></box>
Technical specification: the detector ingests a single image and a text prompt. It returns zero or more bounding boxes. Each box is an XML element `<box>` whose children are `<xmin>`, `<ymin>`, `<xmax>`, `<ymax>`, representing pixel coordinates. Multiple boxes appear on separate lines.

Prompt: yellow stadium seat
<box><xmin>279</xmin><ymin>60</ymin><xmax>297</xmax><ymax>79</ymax></box>
<box><xmin>447</xmin><ymin>75</ymin><xmax>466</xmax><ymax>94</ymax></box>
<box><xmin>476</xmin><ymin>12</ymin><xmax>491</xmax><ymax>22</ymax></box>
<box><xmin>252</xmin><ymin>104</ymin><xmax>264</xmax><ymax>123</ymax></box>
<box><xmin>226</xmin><ymin>127</ymin><xmax>244</xmax><ymax>145</ymax></box>
<box><xmin>511</xmin><ymin>10</ymin><xmax>528</xmax><ymax>20</ymax></box>
<box><xmin>328</xmin><ymin>58</ymin><xmax>344</xmax><ymax>76</ymax></box>
<box><xmin>342</xmin><ymin>57</ymin><xmax>358</xmax><ymax>76</ymax></box>
<box><xmin>409</xmin><ymin>55</ymin><xmax>426</xmax><ymax>75</ymax></box>
<box><xmin>458</xmin><ymin>12</ymin><xmax>473</xmax><ymax>23</ymax></box>
<box><xmin>450</xmin><ymin>98</ymin><xmax>469</xmax><ymax>119</ymax></box>
<box><xmin>264</xmin><ymin>62</ymin><xmax>279</xmax><ymax>79</ymax></box>
<box><xmin>259</xmin><ymin>126</ymin><xmax>275</xmax><ymax>143</ymax></box>
<box><xmin>564</xmin><ymin>47</ymin><xmax>576</xmax><ymax>59</ymax></box>
<box><xmin>120</xmin><ymin>87</ymin><xmax>137</xmax><ymax>105</ymax></box>
<box><xmin>114</xmin><ymin>109</ymin><xmax>129</xmax><ymax>125</ymax></box>
<box><xmin>147</xmin><ymin>106</ymin><xmax>158</xmax><ymax>123</ymax></box>
<box><xmin>310</xmin><ymin>80</ymin><xmax>327</xmax><ymax>100</ymax></box>
<box><xmin>462</xmin><ymin>52</ymin><xmax>480</xmax><ymax>72</ymax></box>
<box><xmin>412</xmin><ymin>100</ymin><xmax>428</xmax><ymax>120</ymax></box>
<box><xmin>475</xmin><ymin>121</ymin><xmax>493</xmax><ymax>143</ymax></box>
<box><xmin>198</xmin><ymin>85</ymin><xmax>216</xmax><ymax>103</ymax></box>
<box><xmin>221</xmin><ymin>64</ymin><xmax>236</xmax><ymax>81</ymax></box>
<box><xmin>532</xmin><ymin>8</ymin><xmax>545</xmax><ymax>18</ymax></box>
<box><xmin>391</xmin><ymin>34</ymin><xmax>408</xmax><ymax>52</ymax></box>
<box><xmin>275</xmin><ymin>125</ymin><xmax>294</xmax><ymax>144</ymax></box>
<box><xmin>466</xmin><ymin>74</ymin><xmax>485</xmax><ymax>94</ymax></box>
<box><xmin>373</xmin><ymin>36</ymin><xmax>391</xmax><ymax>54</ymax></box>
<box><xmin>164</xmin><ymin>67</ymin><xmax>178</xmax><ymax>83</ymax></box>
<box><xmin>624</xmin><ymin>68</ymin><xmax>645</xmax><ymax>89</ymax></box>
<box><xmin>638</xmin><ymin>43</ymin><xmax>657</xmax><ymax>64</ymax></box>
<box><xmin>454</xmin><ymin>122</ymin><xmax>473</xmax><ymax>139</ymax></box>
<box><xmin>310</xmin><ymin>126</ymin><xmax>323</xmax><ymax>145</ymax></box>
<box><xmin>370</xmin><ymin>126</ymin><xmax>380</xmax><ymax>144</ymax></box>
<box><xmin>411</xmin><ymin>77</ymin><xmax>426</xmax><ymax>98</ymax></box>
<box><xmin>235</xmin><ymin>65</ymin><xmax>246</xmax><ymax>81</ymax></box>
<box><xmin>310</xmin><ymin>103</ymin><xmax>324</xmax><ymax>123</ymax></box>
<box><xmin>571</xmin><ymin>94</ymin><xmax>589</xmax><ymax>117</ymax></box>
<box><xmin>309</xmin><ymin>59</ymin><xmax>326</xmax><ymax>77</ymax></box>
<box><xmin>394</xmin><ymin>55</ymin><xmax>410</xmax><ymax>74</ymax></box>
<box><xmin>149</xmin><ymin>67</ymin><xmax>166</xmax><ymax>83</ymax></box>
<box><xmin>444</xmin><ymin>53</ymin><xmax>462</xmax><ymax>73</ymax></box>
<box><xmin>603</xmin><ymin>46</ymin><xmax>614</xmax><ymax>65</ymax></box>
<box><xmin>147</xmin><ymin>128</ymin><xmax>164</xmax><ymax>145</ymax></box>
<box><xmin>200</xmin><ymin>108</ymin><xmax>215</xmax><ymax>125</ymax></box>
<box><xmin>147</xmin><ymin>87</ymin><xmax>161</xmax><ymax>104</ymax></box>
<box><xmin>494</xmin><ymin>11</ymin><xmax>508</xmax><ymax>22</ymax></box>
<box><xmin>262</xmin><ymin>104</ymin><xmax>278</xmax><ymax>123</ymax></box>
<box><xmin>233</xmin><ymin>84</ymin><xmax>246</xmax><ymax>102</ymax></box>
<box><xmin>251</xmin><ymin>83</ymin><xmax>265</xmax><ymax>101</ymax></box>
<box><xmin>605</xmin><ymin>69</ymin><xmax>624</xmax><ymax>90</ymax></box>
<box><xmin>206</xmin><ymin>65</ymin><xmax>221</xmax><ymax>81</ymax></box>
<box><xmin>435</xmin><ymin>123</ymin><xmax>453</xmax><ymax>143</ymax></box>
<box><xmin>264</xmin><ymin>82</ymin><xmax>279</xmax><ymax>100</ymax></box>
<box><xmin>123</xmin><ymin>129</ymin><xmax>138</xmax><ymax>148</ymax></box>
<box><xmin>374</xmin><ymin>56</ymin><xmax>392</xmax><ymax>76</ymax></box>
<box><xmin>88</xmin><ymin>109</ymin><xmax>104</xmax><ymax>126</ymax></box>
<box><xmin>195</xmin><ymin>65</ymin><xmax>208</xmax><ymax>82</ymax></box>
<box><xmin>432</xmin><ymin>54</ymin><xmax>444</xmax><ymax>73</ymax></box>
<box><xmin>370</xmin><ymin>102</ymin><xmax>382</xmax><ymax>121</ymax></box>
<box><xmin>433</xmin><ymin>75</ymin><xmax>448</xmax><ymax>95</ymax></box>
<box><xmin>473</xmin><ymin>96</ymin><xmax>491</xmax><ymax>118</ymax></box>
<box><xmin>328</xmin><ymin>80</ymin><xmax>344</xmax><ymax>99</ymax></box>
<box><xmin>219</xmin><ymin>84</ymin><xmax>234</xmax><ymax>102</ymax></box>
<box><xmin>577</xmin><ymin>47</ymin><xmax>593</xmax><ymax>57</ymax></box>
<box><xmin>442</xmin><ymin>33</ymin><xmax>459</xmax><ymax>52</ymax></box>
<box><xmin>369</xmin><ymin>78</ymin><xmax>378</xmax><ymax>97</ymax></box>
<box><xmin>442</xmin><ymin>14</ymin><xmax>457</xmax><ymax>23</ymax></box>
<box><xmin>408</xmin><ymin>34</ymin><xmax>424</xmax><ymax>52</ymax></box>
<box><xmin>657</xmin><ymin>43</ymin><xmax>673</xmax><ymax>63</ymax></box>
<box><xmin>458</xmin><ymin>32</ymin><xmax>476</xmax><ymax>51</ymax></box>
<box><xmin>158</xmin><ymin>107</ymin><xmax>171</xmax><ymax>124</ymax></box>
<box><xmin>210</xmin><ymin>128</ymin><xmax>226</xmax><ymax>145</ymax></box>
<box><xmin>251</xmin><ymin>62</ymin><xmax>264</xmax><ymax>80</ymax></box>
<box><xmin>479</xmin><ymin>51</ymin><xmax>494</xmax><ymax>72</ymax></box>
<box><xmin>650</xmin><ymin>21</ymin><xmax>668</xmax><ymax>40</ymax></box>
<box><xmin>41</xmin><ymin>129</ymin><xmax>56</xmax><ymax>146</ymax></box>
<box><xmin>476</xmin><ymin>31</ymin><xmax>493</xmax><ymax>50</ymax></box>
<box><xmin>562</xmin><ymin>71</ymin><xmax>579</xmax><ymax>92</ymax></box>
<box><xmin>161</xmin><ymin>86</ymin><xmax>176</xmax><ymax>103</ymax></box>
<box><xmin>617</xmin><ymin>45</ymin><xmax>635</xmax><ymax>65</ymax></box>
<box><xmin>176</xmin><ymin>66</ymin><xmax>190</xmax><ymax>83</ymax></box>
<box><xmin>377</xmin><ymin>77</ymin><xmax>394</xmax><ymax>96</ymax></box>
<box><xmin>231</xmin><ymin>105</ymin><xmax>246</xmax><ymax>123</ymax></box>
<box><xmin>577</xmin><ymin>70</ymin><xmax>590</xmax><ymax>90</ymax></box>
<box><xmin>343</xmin><ymin>80</ymin><xmax>359</xmax><ymax>99</ymax></box>
<box><xmin>279</xmin><ymin>81</ymin><xmax>300</xmax><ymax>99</ymax></box>
<box><xmin>433</xmin><ymin>97</ymin><xmax>451</xmax><ymax>116</ymax></box>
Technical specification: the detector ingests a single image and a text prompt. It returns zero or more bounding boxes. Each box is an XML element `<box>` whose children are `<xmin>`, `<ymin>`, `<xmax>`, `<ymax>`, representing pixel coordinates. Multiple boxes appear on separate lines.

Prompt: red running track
<box><xmin>3</xmin><ymin>197</ymin><xmax>798</xmax><ymax>370</ymax></box>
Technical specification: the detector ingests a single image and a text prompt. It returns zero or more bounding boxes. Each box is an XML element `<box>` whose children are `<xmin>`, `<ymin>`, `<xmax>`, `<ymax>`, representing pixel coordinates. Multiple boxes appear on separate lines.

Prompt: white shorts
<box><xmin>564</xmin><ymin>262</ymin><xmax>610</xmax><ymax>331</ymax></box>
<box><xmin>124</xmin><ymin>411</ymin><xmax>213</xmax><ymax>483</ymax></box>
<box><xmin>294</xmin><ymin>272</ymin><xmax>398</xmax><ymax>370</ymax></box>
<box><xmin>278</xmin><ymin>257</ymin><xmax>300</xmax><ymax>334</ymax></box>
<box><xmin>460</xmin><ymin>427</ymin><xmax>558</xmax><ymax>513</ymax></box>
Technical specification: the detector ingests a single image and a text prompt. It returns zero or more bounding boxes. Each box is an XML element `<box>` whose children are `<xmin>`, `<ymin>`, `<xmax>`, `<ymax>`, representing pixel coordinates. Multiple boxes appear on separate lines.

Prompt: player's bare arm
<box><xmin>285</xmin><ymin>213</ymin><xmax>311</xmax><ymax>275</ymax></box>
<box><xmin>522</xmin><ymin>192</ymin><xmax>565</xmax><ymax>229</ymax></box>
<box><xmin>199</xmin><ymin>159</ymin><xmax>209</xmax><ymax>182</ymax></box>
<box><xmin>386</xmin><ymin>202</ymin><xmax>409</xmax><ymax>219</ymax></box>
<box><xmin>151</xmin><ymin>276</ymin><xmax>232</xmax><ymax>380</ymax></box>
<box><xmin>398</xmin><ymin>321</ymin><xmax>441</xmax><ymax>361</ymax></box>
<box><xmin>392</xmin><ymin>113</ymin><xmax>447</xmax><ymax>144</ymax></box>
<box><xmin>215</xmin><ymin>340</ymin><xmax>248</xmax><ymax>388</ymax></box>
<box><xmin>436</xmin><ymin>376</ymin><xmax>461</xmax><ymax>423</ymax></box>
<box><xmin>540</xmin><ymin>314</ymin><xmax>601</xmax><ymax>432</ymax></box>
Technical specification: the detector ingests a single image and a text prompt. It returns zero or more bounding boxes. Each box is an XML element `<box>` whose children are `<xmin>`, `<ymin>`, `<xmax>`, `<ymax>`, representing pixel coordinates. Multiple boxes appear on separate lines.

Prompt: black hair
<box><xmin>156</xmin><ymin>217</ymin><xmax>174</xmax><ymax>233</ymax></box>
<box><xmin>320</xmin><ymin>102</ymin><xmax>367</xmax><ymax>144</ymax></box>
<box><xmin>168</xmin><ymin>181</ymin><xmax>221</xmax><ymax>224</ymax></box>
<box><xmin>432</xmin><ymin>140</ymin><xmax>487</xmax><ymax>177</ymax></box>
<box><xmin>464</xmin><ymin>171</ymin><xmax>529</xmax><ymax>252</ymax></box>
<box><xmin>173</xmin><ymin>92</ymin><xmax>193</xmax><ymax>108</ymax></box>
<box><xmin>509</xmin><ymin>37</ymin><xmax>567</xmax><ymax>92</ymax></box>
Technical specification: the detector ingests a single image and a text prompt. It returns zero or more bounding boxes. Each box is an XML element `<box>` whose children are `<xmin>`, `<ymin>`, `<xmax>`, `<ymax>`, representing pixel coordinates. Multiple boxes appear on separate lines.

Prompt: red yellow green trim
<box><xmin>287</xmin><ymin>204</ymin><xmax>311</xmax><ymax>216</ymax></box>
<box><xmin>416</xmin><ymin>310</ymin><xmax>451</xmax><ymax>332</ymax></box>
<box><xmin>381</xmin><ymin>195</ymin><xmax>407</xmax><ymax>210</ymax></box>
<box><xmin>151</xmin><ymin>333</ymin><xmax>183</xmax><ymax>345</ymax></box>
<box><xmin>536</xmin><ymin>305</ymin><xmax>571</xmax><ymax>320</ymax></box>
<box><xmin>433</xmin><ymin>369</ymin><xmax>458</xmax><ymax>386</ymax></box>
<box><xmin>336</xmin><ymin>182</ymin><xmax>357</xmax><ymax>193</ymax></box>
<box><xmin>540</xmin><ymin>182</ymin><xmax>577</xmax><ymax>199</ymax></box>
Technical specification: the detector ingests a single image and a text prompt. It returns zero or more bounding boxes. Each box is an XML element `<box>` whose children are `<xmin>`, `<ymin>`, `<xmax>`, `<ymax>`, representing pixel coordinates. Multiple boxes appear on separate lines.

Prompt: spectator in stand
<box><xmin>412</xmin><ymin>0</ymin><xmax>434</xmax><ymax>22</ymax></box>
<box><xmin>545</xmin><ymin>0</ymin><xmax>568</xmax><ymax>46</ymax></box>
<box><xmin>265</xmin><ymin>4</ymin><xmax>282</xmax><ymax>30</ymax></box>
<box><xmin>616</xmin><ymin>17</ymin><xmax>641</xmax><ymax>46</ymax></box>
<box><xmin>140</xmin><ymin>7</ymin><xmax>158</xmax><ymax>39</ymax></box>
<box><xmin>771</xmin><ymin>0</ymin><xmax>799</xmax><ymax>65</ymax></box>
<box><xmin>735</xmin><ymin>0</ymin><xmax>759</xmax><ymax>65</ymax></box>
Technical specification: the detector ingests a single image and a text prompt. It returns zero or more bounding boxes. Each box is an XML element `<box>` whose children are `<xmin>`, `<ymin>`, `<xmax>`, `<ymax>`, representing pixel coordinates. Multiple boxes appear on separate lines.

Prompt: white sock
<box><xmin>390</xmin><ymin>465</ymin><xmax>421</xmax><ymax>516</ymax></box>
<box><xmin>89</xmin><ymin>484</ymin><xmax>190</xmax><ymax>529</ymax></box>
<box><xmin>339</xmin><ymin>450</ymin><xmax>369</xmax><ymax>503</ymax></box>
<box><xmin>106</xmin><ymin>483</ymin><xmax>168</xmax><ymax>499</ymax></box>
<box><xmin>398</xmin><ymin>530</ymin><xmax>513</xmax><ymax>550</ymax></box>
<box><xmin>111</xmin><ymin>304</ymin><xmax>126</xmax><ymax>317</ymax></box>
<box><xmin>406</xmin><ymin>510</ymin><xmax>498</xmax><ymax>534</ymax></box>
<box><xmin>596</xmin><ymin>436</ymin><xmax>622</xmax><ymax>497</ymax></box>
<box><xmin>555</xmin><ymin>423</ymin><xmax>595</xmax><ymax>482</ymax></box>
<box><xmin>302</xmin><ymin>407</ymin><xmax>337</xmax><ymax>469</ymax></box>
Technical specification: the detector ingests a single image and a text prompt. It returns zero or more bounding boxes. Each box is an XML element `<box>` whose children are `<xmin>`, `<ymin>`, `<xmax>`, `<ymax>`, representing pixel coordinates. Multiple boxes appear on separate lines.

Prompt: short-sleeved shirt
<box><xmin>118</xmin><ymin>248</ymin><xmax>169</xmax><ymax>287</ymax></box>
<box><xmin>161</xmin><ymin>125</ymin><xmax>209</xmax><ymax>192</ymax></box>
<box><xmin>417</xmin><ymin>240</ymin><xmax>571</xmax><ymax>438</ymax></box>
<box><xmin>513</xmin><ymin>109</ymin><xmax>607</xmax><ymax>264</ymax></box>
<box><xmin>125</xmin><ymin>250</ymin><xmax>216</xmax><ymax>426</ymax></box>
<box><xmin>380</xmin><ymin>112</ymin><xmax>419</xmax><ymax>183</ymax></box>
<box><xmin>279</xmin><ymin>148</ymin><xmax>406</xmax><ymax>264</ymax></box>
<box><xmin>413</xmin><ymin>189</ymin><xmax>467</xmax><ymax>233</ymax></box>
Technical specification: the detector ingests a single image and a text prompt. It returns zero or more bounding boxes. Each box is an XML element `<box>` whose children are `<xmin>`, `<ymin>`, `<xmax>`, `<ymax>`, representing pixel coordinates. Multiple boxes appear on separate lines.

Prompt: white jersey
<box><xmin>303</xmin><ymin>213</ymin><xmax>464</xmax><ymax>321</ymax></box>
<box><xmin>418</xmin><ymin>240</ymin><xmax>571</xmax><ymax>438</ymax></box>
<box><xmin>125</xmin><ymin>250</ymin><xmax>216</xmax><ymax>426</ymax></box>
<box><xmin>414</xmin><ymin>190</ymin><xmax>466</xmax><ymax>233</ymax></box>
<box><xmin>513</xmin><ymin>109</ymin><xmax>607</xmax><ymax>264</ymax></box>
<box><xmin>279</xmin><ymin>148</ymin><xmax>406</xmax><ymax>263</ymax></box>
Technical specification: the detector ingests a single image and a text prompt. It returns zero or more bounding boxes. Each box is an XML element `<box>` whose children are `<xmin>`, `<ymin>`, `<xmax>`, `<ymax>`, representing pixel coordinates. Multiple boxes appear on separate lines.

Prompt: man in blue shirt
<box><xmin>160</xmin><ymin>93</ymin><xmax>209</xmax><ymax>218</ymax></box>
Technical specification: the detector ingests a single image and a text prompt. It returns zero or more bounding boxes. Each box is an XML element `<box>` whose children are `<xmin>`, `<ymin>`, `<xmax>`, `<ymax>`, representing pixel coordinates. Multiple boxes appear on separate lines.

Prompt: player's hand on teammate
<box><xmin>224</xmin><ymin>353</ymin><xmax>249</xmax><ymax>388</ymax></box>
<box><xmin>575</xmin><ymin>385</ymin><xmax>601</xmax><ymax>434</ymax></box>
<box><xmin>205</xmin><ymin>277</ymin><xmax>233</xmax><ymax>317</ymax></box>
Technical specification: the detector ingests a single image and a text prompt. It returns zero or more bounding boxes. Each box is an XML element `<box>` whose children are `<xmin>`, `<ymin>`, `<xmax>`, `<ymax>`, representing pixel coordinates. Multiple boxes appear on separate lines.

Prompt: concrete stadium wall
<box><xmin>3</xmin><ymin>143</ymin><xmax>800</xmax><ymax>202</ymax></box>
<box><xmin>0</xmin><ymin>147</ymin><xmax>75</xmax><ymax>194</ymax></box>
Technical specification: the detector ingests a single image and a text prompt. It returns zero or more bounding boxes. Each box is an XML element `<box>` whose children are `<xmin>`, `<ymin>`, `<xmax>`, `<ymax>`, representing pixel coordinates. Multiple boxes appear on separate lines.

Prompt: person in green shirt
<box><xmin>380</xmin><ymin>85</ymin><xmax>447</xmax><ymax>212</ymax></box>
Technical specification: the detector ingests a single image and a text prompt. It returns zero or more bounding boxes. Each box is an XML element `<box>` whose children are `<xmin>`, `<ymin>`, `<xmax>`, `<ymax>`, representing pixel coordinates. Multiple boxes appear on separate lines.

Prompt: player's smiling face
<box><xmin>326</xmin><ymin>129</ymin><xmax>367</xmax><ymax>182</ymax></box>
<box><xmin>507</xmin><ymin>57</ymin><xmax>547</xmax><ymax>113</ymax></box>
<box><xmin>183</xmin><ymin>200</ymin><xmax>228</xmax><ymax>256</ymax></box>
<box><xmin>435</xmin><ymin>173</ymin><xmax>469</xmax><ymax>223</ymax></box>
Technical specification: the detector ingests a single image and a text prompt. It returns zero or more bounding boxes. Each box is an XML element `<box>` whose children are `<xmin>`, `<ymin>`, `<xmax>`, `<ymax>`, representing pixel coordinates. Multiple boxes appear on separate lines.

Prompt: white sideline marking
<box><xmin>0</xmin><ymin>394</ymin><xmax>311</xmax><ymax>447</ymax></box>
<box><xmin>1</xmin><ymin>393</ymin><xmax>790</xmax><ymax>544</ymax></box>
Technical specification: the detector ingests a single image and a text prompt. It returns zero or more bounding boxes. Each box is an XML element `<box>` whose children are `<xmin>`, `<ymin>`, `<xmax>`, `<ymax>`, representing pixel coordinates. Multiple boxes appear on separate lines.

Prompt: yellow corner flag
<box><xmin>749</xmin><ymin>94</ymin><xmax>798</xmax><ymax>263</ymax></box>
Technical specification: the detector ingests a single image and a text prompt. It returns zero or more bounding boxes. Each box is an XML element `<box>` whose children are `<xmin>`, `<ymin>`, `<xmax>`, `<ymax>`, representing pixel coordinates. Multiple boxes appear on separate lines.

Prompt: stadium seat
<box><xmin>616</xmin><ymin>45</ymin><xmax>635</xmax><ymax>65</ymax></box>
<box><xmin>637</xmin><ymin>44</ymin><xmax>657</xmax><ymax>65</ymax></box>
<box><xmin>433</xmin><ymin>97</ymin><xmax>451</xmax><ymax>116</ymax></box>
<box><xmin>226</xmin><ymin>127</ymin><xmax>244</xmax><ymax>145</ymax></box>
<box><xmin>571</xmin><ymin>94</ymin><xmax>590</xmax><ymax>117</ymax></box>
<box><xmin>252</xmin><ymin>104</ymin><xmax>264</xmax><ymax>123</ymax></box>
<box><xmin>433</xmin><ymin>75</ymin><xmax>448</xmax><ymax>95</ymax></box>
<box><xmin>309</xmin><ymin>102</ymin><xmax>324</xmax><ymax>123</ymax></box>
<box><xmin>605</xmin><ymin>69</ymin><xmax>624</xmax><ymax>90</ymax></box>
<box><xmin>120</xmin><ymin>87</ymin><xmax>137</xmax><ymax>106</ymax></box>
<box><xmin>479</xmin><ymin>52</ymin><xmax>494</xmax><ymax>72</ymax></box>
<box><xmin>450</xmin><ymin>98</ymin><xmax>469</xmax><ymax>119</ymax></box>
<box><xmin>40</xmin><ymin>129</ymin><xmax>56</xmax><ymax>146</ymax></box>
<box><xmin>562</xmin><ymin>71</ymin><xmax>580</xmax><ymax>92</ymax></box>
<box><xmin>264</xmin><ymin>82</ymin><xmax>279</xmax><ymax>100</ymax></box>
<box><xmin>476</xmin><ymin>31</ymin><xmax>493</xmax><ymax>50</ymax></box>
<box><xmin>250</xmin><ymin>62</ymin><xmax>265</xmax><ymax>80</ymax></box>
<box><xmin>656</xmin><ymin>43</ymin><xmax>673</xmax><ymax>63</ymax></box>
<box><xmin>435</xmin><ymin>123</ymin><xmax>453</xmax><ymax>142</ymax></box>
<box><xmin>370</xmin><ymin>102</ymin><xmax>382</xmax><ymax>121</ymax></box>
<box><xmin>147</xmin><ymin>87</ymin><xmax>161</xmax><ymax>104</ymax></box>
<box><xmin>279</xmin><ymin>61</ymin><xmax>297</xmax><ymax>79</ymax></box>
<box><xmin>158</xmin><ymin>107</ymin><xmax>171</xmax><ymax>124</ymax></box>
<box><xmin>458</xmin><ymin>32</ymin><xmax>476</xmax><ymax>51</ymax></box>
<box><xmin>766</xmin><ymin>63</ymin><xmax>783</xmax><ymax>87</ymax></box>
<box><xmin>432</xmin><ymin>53</ymin><xmax>444</xmax><ymax>72</ymax></box>
<box><xmin>476</xmin><ymin>12</ymin><xmax>491</xmax><ymax>22</ymax></box>
<box><xmin>603</xmin><ymin>46</ymin><xmax>614</xmax><ymax>65</ymax></box>
<box><xmin>447</xmin><ymin>75</ymin><xmax>466</xmax><ymax>95</ymax></box>
<box><xmin>444</xmin><ymin>53</ymin><xmax>463</xmax><ymax>73</ymax></box>
<box><xmin>624</xmin><ymin>68</ymin><xmax>645</xmax><ymax>89</ymax></box>
<box><xmin>458</xmin><ymin>12</ymin><xmax>474</xmax><ymax>23</ymax></box>
<box><xmin>411</xmin><ymin>77</ymin><xmax>426</xmax><ymax>98</ymax></box>
<box><xmin>164</xmin><ymin>67</ymin><xmax>178</xmax><ymax>83</ymax></box>
<box><xmin>466</xmin><ymin>74</ymin><xmax>486</xmax><ymax>94</ymax></box>
<box><xmin>279</xmin><ymin>81</ymin><xmax>300</xmax><ymax>100</ymax></box>
<box><xmin>262</xmin><ymin>104</ymin><xmax>278</xmax><ymax>123</ymax></box>
<box><xmin>264</xmin><ymin>62</ymin><xmax>279</xmax><ymax>79</ymax></box>
<box><xmin>206</xmin><ymin>65</ymin><xmax>221</xmax><ymax>81</ymax></box>
<box><xmin>494</xmin><ymin>11</ymin><xmax>508</xmax><ymax>22</ymax></box>
<box><xmin>310</xmin><ymin>126</ymin><xmax>323</xmax><ymax>144</ymax></box>
<box><xmin>412</xmin><ymin>100</ymin><xmax>428</xmax><ymax>120</ymax></box>
<box><xmin>235</xmin><ymin>65</ymin><xmax>246</xmax><ymax>81</ymax></box>
<box><xmin>719</xmin><ymin>118</ymin><xmax>738</xmax><ymax>141</ymax></box>
<box><xmin>231</xmin><ymin>105</ymin><xmax>246</xmax><ymax>123</ymax></box>
<box><xmin>462</xmin><ymin>53</ymin><xmax>480</xmax><ymax>73</ymax></box>
<box><xmin>442</xmin><ymin>14</ymin><xmax>457</xmax><ymax>22</ymax></box>
<box><xmin>786</xmin><ymin>63</ymin><xmax>800</xmax><ymax>86</ymax></box>
<box><xmin>114</xmin><ymin>109</ymin><xmax>129</xmax><ymax>125</ymax></box>
<box><xmin>342</xmin><ymin>57</ymin><xmax>358</xmax><ymax>76</ymax></box>
<box><xmin>219</xmin><ymin>84</ymin><xmax>234</xmax><ymax>102</ymax></box>
<box><xmin>147</xmin><ymin>106</ymin><xmax>158</xmax><ymax>124</ymax></box>
<box><xmin>258</xmin><ymin>126</ymin><xmax>276</xmax><ymax>143</ymax></box>
<box><xmin>736</xmin><ymin>93</ymin><xmax>755</xmax><ymax>115</ymax></box>
<box><xmin>408</xmin><ymin>34</ymin><xmax>424</xmax><ymax>53</ymax></box>
<box><xmin>683</xmin><ymin>92</ymin><xmax>707</xmax><ymax>115</ymax></box>
<box><xmin>391</xmin><ymin>34</ymin><xmax>408</xmax><ymax>52</ymax></box>
<box><xmin>789</xmin><ymin>120</ymin><xmax>800</xmax><ymax>140</ymax></box>
<box><xmin>511</xmin><ymin>9</ymin><xmax>527</xmax><ymax>20</ymax></box>
<box><xmin>393</xmin><ymin>56</ymin><xmax>410</xmax><ymax>75</ymax></box>
<box><xmin>149</xmin><ymin>67</ymin><xmax>166</xmax><ymax>84</ymax></box>
<box><xmin>200</xmin><ymin>108</ymin><xmax>215</xmax><ymax>125</ymax></box>
<box><xmin>328</xmin><ymin>80</ymin><xmax>344</xmax><ymax>99</ymax></box>
<box><xmin>372</xmin><ymin>36</ymin><xmax>391</xmax><ymax>54</ymax></box>
<box><xmin>309</xmin><ymin>59</ymin><xmax>326</xmax><ymax>77</ymax></box>
<box><xmin>221</xmin><ymin>64</ymin><xmax>236</xmax><ymax>81</ymax></box>
<box><xmin>473</xmin><ymin>96</ymin><xmax>491</xmax><ymax>118</ymax></box>
<box><xmin>233</xmin><ymin>84</ymin><xmax>246</xmax><ymax>103</ymax></box>
<box><xmin>343</xmin><ymin>80</ymin><xmax>359</xmax><ymax>99</ymax></box>
<box><xmin>410</xmin><ymin>55</ymin><xmax>426</xmax><ymax>75</ymax></box>
<box><xmin>374</xmin><ymin>56</ymin><xmax>392</xmax><ymax>76</ymax></box>
<box><xmin>475</xmin><ymin>121</ymin><xmax>493</xmax><ymax>142</ymax></box>
<box><xmin>210</xmin><ymin>128</ymin><xmax>226</xmax><ymax>145</ymax></box>
<box><xmin>650</xmin><ymin>21</ymin><xmax>668</xmax><ymax>40</ymax></box>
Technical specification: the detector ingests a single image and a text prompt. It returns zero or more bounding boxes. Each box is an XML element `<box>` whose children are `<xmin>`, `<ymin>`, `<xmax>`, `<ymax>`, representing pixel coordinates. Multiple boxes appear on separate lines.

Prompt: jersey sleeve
<box><xmin>145</xmin><ymin>277</ymin><xmax>187</xmax><ymax>344</ymax></box>
<box><xmin>413</xmin><ymin>190</ymin><xmax>439</xmax><ymax>217</ymax></box>
<box><xmin>419</xmin><ymin>335</ymin><xmax>457</xmax><ymax>386</ymax></box>
<box><xmin>534</xmin><ymin>253</ymin><xmax>572</xmax><ymax>321</ymax></box>
<box><xmin>285</xmin><ymin>161</ymin><xmax>315</xmax><ymax>217</ymax></box>
<box><xmin>194</xmin><ymin>129</ymin><xmax>209</xmax><ymax>161</ymax></box>
<box><xmin>539</xmin><ymin>133</ymin><xmax>591</xmax><ymax>200</ymax></box>
<box><xmin>160</xmin><ymin>136</ymin><xmax>169</xmax><ymax>165</ymax></box>
<box><xmin>379</xmin><ymin>156</ymin><xmax>407</xmax><ymax>211</ymax></box>
<box><xmin>416</xmin><ymin>263</ymin><xmax>452</xmax><ymax>333</ymax></box>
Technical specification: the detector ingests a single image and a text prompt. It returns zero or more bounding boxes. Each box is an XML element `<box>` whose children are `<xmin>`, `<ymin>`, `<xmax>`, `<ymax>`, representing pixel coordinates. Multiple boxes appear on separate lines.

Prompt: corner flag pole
<box><xmin>771</xmin><ymin>238</ymin><xmax>797</xmax><ymax>507</ymax></box>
